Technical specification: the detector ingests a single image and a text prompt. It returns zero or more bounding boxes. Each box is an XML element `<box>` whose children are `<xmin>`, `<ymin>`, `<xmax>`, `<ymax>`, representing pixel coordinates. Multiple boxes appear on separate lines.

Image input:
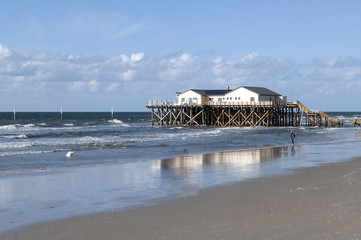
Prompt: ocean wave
<box><xmin>23</xmin><ymin>124</ymin><xmax>36</xmax><ymax>127</ymax></box>
<box><xmin>0</xmin><ymin>150</ymin><xmax>54</xmax><ymax>157</ymax></box>
<box><xmin>109</xmin><ymin>119</ymin><xmax>123</xmax><ymax>124</ymax></box>
<box><xmin>0</xmin><ymin>134</ymin><xmax>28</xmax><ymax>139</ymax></box>
<box><xmin>0</xmin><ymin>142</ymin><xmax>33</xmax><ymax>149</ymax></box>
<box><xmin>0</xmin><ymin>124</ymin><xmax>17</xmax><ymax>130</ymax></box>
<box><xmin>0</xmin><ymin>123</ymin><xmax>48</xmax><ymax>132</ymax></box>
<box><xmin>108</xmin><ymin>119</ymin><xmax>131</xmax><ymax>127</ymax></box>
<box><xmin>78</xmin><ymin>136</ymin><xmax>102</xmax><ymax>141</ymax></box>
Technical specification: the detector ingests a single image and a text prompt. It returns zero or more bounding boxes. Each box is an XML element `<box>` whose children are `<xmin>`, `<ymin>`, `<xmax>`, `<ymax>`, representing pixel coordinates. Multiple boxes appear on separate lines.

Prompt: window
<box><xmin>230</xmin><ymin>97</ymin><xmax>232</xmax><ymax>100</ymax></box>
<box><xmin>181</xmin><ymin>98</ymin><xmax>185</xmax><ymax>103</ymax></box>
<box><xmin>250</xmin><ymin>97</ymin><xmax>255</xmax><ymax>102</ymax></box>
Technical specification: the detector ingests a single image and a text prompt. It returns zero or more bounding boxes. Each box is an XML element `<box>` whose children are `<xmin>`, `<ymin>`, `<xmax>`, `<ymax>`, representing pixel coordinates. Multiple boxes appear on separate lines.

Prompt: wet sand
<box><xmin>3</xmin><ymin>157</ymin><xmax>361</xmax><ymax>240</ymax></box>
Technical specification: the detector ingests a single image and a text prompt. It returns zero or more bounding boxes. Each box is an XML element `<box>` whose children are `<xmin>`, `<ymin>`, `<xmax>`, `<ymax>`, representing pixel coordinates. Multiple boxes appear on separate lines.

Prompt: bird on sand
<box><xmin>66</xmin><ymin>151</ymin><xmax>75</xmax><ymax>158</ymax></box>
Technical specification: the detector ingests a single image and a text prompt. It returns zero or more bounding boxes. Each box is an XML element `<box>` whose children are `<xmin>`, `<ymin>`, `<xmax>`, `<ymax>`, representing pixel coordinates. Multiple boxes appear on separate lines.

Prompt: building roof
<box><xmin>190</xmin><ymin>89</ymin><xmax>232</xmax><ymax>96</ymax></box>
<box><xmin>182</xmin><ymin>87</ymin><xmax>281</xmax><ymax>96</ymax></box>
<box><xmin>240</xmin><ymin>86</ymin><xmax>281</xmax><ymax>96</ymax></box>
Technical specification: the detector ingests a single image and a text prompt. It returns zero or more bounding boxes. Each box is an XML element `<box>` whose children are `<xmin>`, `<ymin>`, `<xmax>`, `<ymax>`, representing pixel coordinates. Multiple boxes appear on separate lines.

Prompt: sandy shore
<box><xmin>3</xmin><ymin>157</ymin><xmax>361</xmax><ymax>240</ymax></box>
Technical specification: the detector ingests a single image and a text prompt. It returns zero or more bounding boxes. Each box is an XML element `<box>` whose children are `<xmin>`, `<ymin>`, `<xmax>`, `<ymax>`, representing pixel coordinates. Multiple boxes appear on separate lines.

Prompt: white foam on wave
<box><xmin>0</xmin><ymin>142</ymin><xmax>33</xmax><ymax>149</ymax></box>
<box><xmin>109</xmin><ymin>119</ymin><xmax>123</xmax><ymax>124</ymax></box>
<box><xmin>63</xmin><ymin>123</ymin><xmax>74</xmax><ymax>126</ymax></box>
<box><xmin>0</xmin><ymin>125</ymin><xmax>17</xmax><ymax>130</ymax></box>
<box><xmin>0</xmin><ymin>150</ymin><xmax>53</xmax><ymax>157</ymax></box>
<box><xmin>108</xmin><ymin>119</ymin><xmax>131</xmax><ymax>127</ymax></box>
<box><xmin>1</xmin><ymin>134</ymin><xmax>28</xmax><ymax>139</ymax></box>
<box><xmin>0</xmin><ymin>123</ymin><xmax>45</xmax><ymax>133</ymax></box>
<box><xmin>169</xmin><ymin>127</ymin><xmax>184</xmax><ymax>129</ymax></box>
<box><xmin>148</xmin><ymin>128</ymin><xmax>223</xmax><ymax>142</ymax></box>
<box><xmin>79</xmin><ymin>136</ymin><xmax>101</xmax><ymax>141</ymax></box>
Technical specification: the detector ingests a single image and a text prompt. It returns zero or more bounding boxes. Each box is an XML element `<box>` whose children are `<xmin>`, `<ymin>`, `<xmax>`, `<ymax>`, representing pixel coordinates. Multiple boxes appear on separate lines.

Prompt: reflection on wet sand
<box><xmin>154</xmin><ymin>146</ymin><xmax>295</xmax><ymax>173</ymax></box>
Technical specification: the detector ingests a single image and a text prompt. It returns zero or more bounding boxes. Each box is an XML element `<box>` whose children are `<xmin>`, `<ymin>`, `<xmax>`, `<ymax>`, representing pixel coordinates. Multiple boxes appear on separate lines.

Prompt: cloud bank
<box><xmin>1</xmin><ymin>43</ymin><xmax>361</xmax><ymax>111</ymax></box>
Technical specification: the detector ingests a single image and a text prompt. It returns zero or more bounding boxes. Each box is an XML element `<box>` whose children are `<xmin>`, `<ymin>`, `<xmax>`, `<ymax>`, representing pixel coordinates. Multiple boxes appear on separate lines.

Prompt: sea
<box><xmin>1</xmin><ymin>111</ymin><xmax>361</xmax><ymax>233</ymax></box>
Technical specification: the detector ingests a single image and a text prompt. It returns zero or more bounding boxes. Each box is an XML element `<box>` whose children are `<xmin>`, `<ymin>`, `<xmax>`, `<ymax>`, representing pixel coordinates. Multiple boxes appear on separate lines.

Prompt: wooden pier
<box><xmin>146</xmin><ymin>101</ymin><xmax>342</xmax><ymax>128</ymax></box>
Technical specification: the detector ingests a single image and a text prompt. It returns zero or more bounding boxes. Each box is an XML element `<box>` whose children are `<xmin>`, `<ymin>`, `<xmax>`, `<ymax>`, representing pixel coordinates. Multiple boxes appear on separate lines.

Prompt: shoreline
<box><xmin>3</xmin><ymin>156</ymin><xmax>361</xmax><ymax>240</ymax></box>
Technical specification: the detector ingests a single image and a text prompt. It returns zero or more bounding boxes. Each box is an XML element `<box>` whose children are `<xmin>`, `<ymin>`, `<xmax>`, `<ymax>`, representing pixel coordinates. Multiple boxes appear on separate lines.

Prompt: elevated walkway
<box><xmin>293</xmin><ymin>101</ymin><xmax>341</xmax><ymax>127</ymax></box>
<box><xmin>146</xmin><ymin>100</ymin><xmax>342</xmax><ymax>127</ymax></box>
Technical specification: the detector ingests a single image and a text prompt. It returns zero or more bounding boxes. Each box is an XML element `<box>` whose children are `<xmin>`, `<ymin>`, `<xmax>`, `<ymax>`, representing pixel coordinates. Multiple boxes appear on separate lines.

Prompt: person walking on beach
<box><xmin>290</xmin><ymin>130</ymin><xmax>295</xmax><ymax>144</ymax></box>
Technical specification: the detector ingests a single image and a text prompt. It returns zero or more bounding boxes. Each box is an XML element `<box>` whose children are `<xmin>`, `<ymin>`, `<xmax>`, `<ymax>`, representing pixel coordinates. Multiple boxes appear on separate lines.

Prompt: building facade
<box><xmin>177</xmin><ymin>86</ymin><xmax>287</xmax><ymax>105</ymax></box>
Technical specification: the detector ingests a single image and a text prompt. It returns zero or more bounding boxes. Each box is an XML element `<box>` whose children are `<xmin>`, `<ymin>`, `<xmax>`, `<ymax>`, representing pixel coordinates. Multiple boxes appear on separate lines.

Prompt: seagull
<box><xmin>66</xmin><ymin>151</ymin><xmax>75</xmax><ymax>158</ymax></box>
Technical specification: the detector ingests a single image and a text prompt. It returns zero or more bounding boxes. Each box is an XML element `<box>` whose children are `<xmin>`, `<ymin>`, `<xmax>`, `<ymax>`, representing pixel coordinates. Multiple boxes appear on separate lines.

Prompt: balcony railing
<box><xmin>146</xmin><ymin>100</ymin><xmax>290</xmax><ymax>107</ymax></box>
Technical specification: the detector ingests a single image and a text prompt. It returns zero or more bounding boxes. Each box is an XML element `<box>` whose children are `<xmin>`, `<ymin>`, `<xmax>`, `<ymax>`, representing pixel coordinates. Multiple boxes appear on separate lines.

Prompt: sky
<box><xmin>1</xmin><ymin>0</ymin><xmax>361</xmax><ymax>112</ymax></box>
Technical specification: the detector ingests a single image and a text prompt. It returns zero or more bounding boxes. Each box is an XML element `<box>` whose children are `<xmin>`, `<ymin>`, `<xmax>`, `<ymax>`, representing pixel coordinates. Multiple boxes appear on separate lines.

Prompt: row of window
<box><xmin>181</xmin><ymin>98</ymin><xmax>198</xmax><ymax>102</ymax></box>
<box><xmin>181</xmin><ymin>97</ymin><xmax>256</xmax><ymax>103</ymax></box>
<box><xmin>209</xmin><ymin>97</ymin><xmax>255</xmax><ymax>101</ymax></box>
<box><xmin>224</xmin><ymin>97</ymin><xmax>241</xmax><ymax>100</ymax></box>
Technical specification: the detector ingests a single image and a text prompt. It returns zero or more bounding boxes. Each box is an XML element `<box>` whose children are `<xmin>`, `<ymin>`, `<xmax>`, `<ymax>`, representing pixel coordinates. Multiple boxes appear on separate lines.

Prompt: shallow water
<box><xmin>0</xmin><ymin>111</ymin><xmax>360</xmax><ymax>175</ymax></box>
<box><xmin>1</xmin><ymin>112</ymin><xmax>361</xmax><ymax>233</ymax></box>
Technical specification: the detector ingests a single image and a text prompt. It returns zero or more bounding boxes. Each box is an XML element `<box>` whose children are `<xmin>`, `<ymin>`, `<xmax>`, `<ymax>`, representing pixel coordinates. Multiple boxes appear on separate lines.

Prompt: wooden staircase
<box><xmin>294</xmin><ymin>101</ymin><xmax>341</xmax><ymax>127</ymax></box>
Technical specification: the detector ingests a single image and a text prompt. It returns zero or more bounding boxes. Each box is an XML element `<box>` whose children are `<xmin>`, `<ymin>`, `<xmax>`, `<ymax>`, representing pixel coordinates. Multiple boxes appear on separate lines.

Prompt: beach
<box><xmin>2</xmin><ymin>156</ymin><xmax>361</xmax><ymax>240</ymax></box>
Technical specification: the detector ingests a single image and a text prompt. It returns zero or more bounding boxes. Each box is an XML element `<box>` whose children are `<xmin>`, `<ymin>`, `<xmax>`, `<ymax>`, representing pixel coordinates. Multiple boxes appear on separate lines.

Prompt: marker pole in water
<box><xmin>61</xmin><ymin>107</ymin><xmax>63</xmax><ymax>122</ymax></box>
<box><xmin>14</xmin><ymin>108</ymin><xmax>16</xmax><ymax>122</ymax></box>
<box><xmin>111</xmin><ymin>107</ymin><xmax>114</xmax><ymax>121</ymax></box>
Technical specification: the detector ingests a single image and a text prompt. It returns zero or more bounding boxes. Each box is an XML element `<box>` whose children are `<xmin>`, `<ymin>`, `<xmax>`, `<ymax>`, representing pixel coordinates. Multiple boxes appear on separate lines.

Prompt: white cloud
<box><xmin>69</xmin><ymin>81</ymin><xmax>86</xmax><ymax>92</ymax></box>
<box><xmin>120</xmin><ymin>54</ymin><xmax>129</xmax><ymax>63</ymax></box>
<box><xmin>213</xmin><ymin>56</ymin><xmax>222</xmax><ymax>64</ymax></box>
<box><xmin>341</xmin><ymin>67</ymin><xmax>361</xmax><ymax>81</ymax></box>
<box><xmin>68</xmin><ymin>55</ymin><xmax>81</xmax><ymax>60</ymax></box>
<box><xmin>0</xmin><ymin>44</ymin><xmax>12</xmax><ymax>59</ymax></box>
<box><xmin>158</xmin><ymin>53</ymin><xmax>203</xmax><ymax>81</ymax></box>
<box><xmin>211</xmin><ymin>53</ymin><xmax>293</xmax><ymax>87</ymax></box>
<box><xmin>130</xmin><ymin>53</ymin><xmax>144</xmax><ymax>63</ymax></box>
<box><xmin>106</xmin><ymin>82</ymin><xmax>120</xmax><ymax>92</ymax></box>
<box><xmin>119</xmin><ymin>52</ymin><xmax>145</xmax><ymax>65</ymax></box>
<box><xmin>326</xmin><ymin>56</ymin><xmax>339</xmax><ymax>68</ymax></box>
<box><xmin>89</xmin><ymin>80</ymin><xmax>99</xmax><ymax>92</ymax></box>
<box><xmin>2</xmin><ymin>43</ymin><xmax>361</xmax><ymax>110</ymax></box>
<box><xmin>69</xmin><ymin>80</ymin><xmax>99</xmax><ymax>92</ymax></box>
<box><xmin>121</xmin><ymin>70</ymin><xmax>135</xmax><ymax>81</ymax></box>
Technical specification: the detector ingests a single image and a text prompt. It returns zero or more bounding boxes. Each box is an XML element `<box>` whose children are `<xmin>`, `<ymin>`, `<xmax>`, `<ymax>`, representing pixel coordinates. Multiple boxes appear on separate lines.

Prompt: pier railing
<box><xmin>146</xmin><ymin>100</ymin><xmax>175</xmax><ymax>106</ymax></box>
<box><xmin>204</xmin><ymin>101</ymin><xmax>277</xmax><ymax>107</ymax></box>
<box><xmin>146</xmin><ymin>100</ymin><xmax>286</xmax><ymax>107</ymax></box>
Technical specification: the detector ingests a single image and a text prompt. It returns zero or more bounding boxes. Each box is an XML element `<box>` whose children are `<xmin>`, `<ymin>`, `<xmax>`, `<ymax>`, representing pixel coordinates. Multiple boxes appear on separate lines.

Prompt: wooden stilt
<box><xmin>146</xmin><ymin>101</ymin><xmax>341</xmax><ymax>128</ymax></box>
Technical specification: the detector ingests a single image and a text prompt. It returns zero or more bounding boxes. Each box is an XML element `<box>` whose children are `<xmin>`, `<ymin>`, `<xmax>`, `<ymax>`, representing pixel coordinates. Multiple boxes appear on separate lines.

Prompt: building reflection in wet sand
<box><xmin>154</xmin><ymin>146</ymin><xmax>295</xmax><ymax>178</ymax></box>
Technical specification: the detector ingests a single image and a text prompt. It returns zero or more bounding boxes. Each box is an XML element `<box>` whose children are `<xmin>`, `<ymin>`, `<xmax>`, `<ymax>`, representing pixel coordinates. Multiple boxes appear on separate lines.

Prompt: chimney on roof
<box><xmin>227</xmin><ymin>86</ymin><xmax>230</xmax><ymax>91</ymax></box>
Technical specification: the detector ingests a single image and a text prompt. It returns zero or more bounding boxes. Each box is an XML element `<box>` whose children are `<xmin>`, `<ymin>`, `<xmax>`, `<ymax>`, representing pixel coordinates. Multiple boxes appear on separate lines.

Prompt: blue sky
<box><xmin>1</xmin><ymin>0</ymin><xmax>361</xmax><ymax>111</ymax></box>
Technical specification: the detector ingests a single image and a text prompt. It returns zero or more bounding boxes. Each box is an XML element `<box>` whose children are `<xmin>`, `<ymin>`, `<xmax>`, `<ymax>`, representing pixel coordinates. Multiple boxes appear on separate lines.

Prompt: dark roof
<box><xmin>241</xmin><ymin>86</ymin><xmax>281</xmax><ymax>96</ymax></box>
<box><xmin>185</xmin><ymin>87</ymin><xmax>281</xmax><ymax>96</ymax></box>
<box><xmin>190</xmin><ymin>89</ymin><xmax>232</xmax><ymax>96</ymax></box>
